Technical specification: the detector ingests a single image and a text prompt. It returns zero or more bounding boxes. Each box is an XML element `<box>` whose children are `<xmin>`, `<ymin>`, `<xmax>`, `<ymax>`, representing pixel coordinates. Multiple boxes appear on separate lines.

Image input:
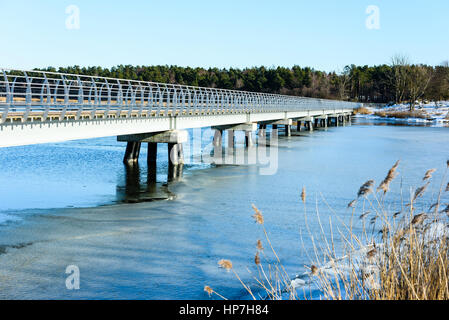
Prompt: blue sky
<box><xmin>1</xmin><ymin>0</ymin><xmax>448</xmax><ymax>72</ymax></box>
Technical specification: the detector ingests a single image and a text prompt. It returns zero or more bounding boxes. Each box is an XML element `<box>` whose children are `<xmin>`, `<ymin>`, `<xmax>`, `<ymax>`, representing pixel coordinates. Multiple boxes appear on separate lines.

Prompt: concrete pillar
<box><xmin>147</xmin><ymin>143</ymin><xmax>157</xmax><ymax>181</ymax></box>
<box><xmin>147</xmin><ymin>143</ymin><xmax>157</xmax><ymax>166</ymax></box>
<box><xmin>168</xmin><ymin>143</ymin><xmax>179</xmax><ymax>166</ymax></box>
<box><xmin>245</xmin><ymin>131</ymin><xmax>254</xmax><ymax>147</ymax></box>
<box><xmin>213</xmin><ymin>129</ymin><xmax>223</xmax><ymax>147</ymax></box>
<box><xmin>308</xmin><ymin>121</ymin><xmax>314</xmax><ymax>132</ymax></box>
<box><xmin>285</xmin><ymin>125</ymin><xmax>291</xmax><ymax>137</ymax></box>
<box><xmin>271</xmin><ymin>124</ymin><xmax>278</xmax><ymax>137</ymax></box>
<box><xmin>227</xmin><ymin>130</ymin><xmax>235</xmax><ymax>149</ymax></box>
<box><xmin>271</xmin><ymin>124</ymin><xmax>278</xmax><ymax>138</ymax></box>
<box><xmin>296</xmin><ymin>121</ymin><xmax>301</xmax><ymax>132</ymax></box>
<box><xmin>258</xmin><ymin>124</ymin><xmax>266</xmax><ymax>137</ymax></box>
<box><xmin>168</xmin><ymin>163</ymin><xmax>179</xmax><ymax>182</ymax></box>
<box><xmin>124</xmin><ymin>163</ymin><xmax>141</xmax><ymax>200</ymax></box>
<box><xmin>123</xmin><ymin>141</ymin><xmax>141</xmax><ymax>165</ymax></box>
<box><xmin>178</xmin><ymin>143</ymin><xmax>184</xmax><ymax>165</ymax></box>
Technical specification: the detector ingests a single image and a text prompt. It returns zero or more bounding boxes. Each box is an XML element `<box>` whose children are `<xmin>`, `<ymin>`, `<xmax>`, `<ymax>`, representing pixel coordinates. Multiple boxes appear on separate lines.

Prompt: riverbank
<box><xmin>355</xmin><ymin>102</ymin><xmax>449</xmax><ymax>125</ymax></box>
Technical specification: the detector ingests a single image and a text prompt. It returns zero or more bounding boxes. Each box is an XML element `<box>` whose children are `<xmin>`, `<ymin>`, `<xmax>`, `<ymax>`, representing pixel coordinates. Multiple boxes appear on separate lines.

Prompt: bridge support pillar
<box><xmin>227</xmin><ymin>130</ymin><xmax>235</xmax><ymax>149</ymax></box>
<box><xmin>245</xmin><ymin>131</ymin><xmax>254</xmax><ymax>147</ymax></box>
<box><xmin>299</xmin><ymin>116</ymin><xmax>314</xmax><ymax>132</ymax></box>
<box><xmin>265</xmin><ymin>119</ymin><xmax>293</xmax><ymax>137</ymax></box>
<box><xmin>258</xmin><ymin>124</ymin><xmax>267</xmax><ymax>138</ymax></box>
<box><xmin>123</xmin><ymin>142</ymin><xmax>142</xmax><ymax>165</ymax></box>
<box><xmin>168</xmin><ymin>143</ymin><xmax>180</xmax><ymax>166</ymax></box>
<box><xmin>177</xmin><ymin>143</ymin><xmax>185</xmax><ymax>165</ymax></box>
<box><xmin>147</xmin><ymin>143</ymin><xmax>157</xmax><ymax>181</ymax></box>
<box><xmin>118</xmin><ymin>130</ymin><xmax>187</xmax><ymax>182</ymax></box>
<box><xmin>315</xmin><ymin>115</ymin><xmax>328</xmax><ymax>129</ymax></box>
<box><xmin>271</xmin><ymin>125</ymin><xmax>278</xmax><ymax>138</ymax></box>
<box><xmin>147</xmin><ymin>143</ymin><xmax>158</xmax><ymax>165</ymax></box>
<box><xmin>213</xmin><ymin>129</ymin><xmax>223</xmax><ymax>147</ymax></box>
<box><xmin>168</xmin><ymin>160</ymin><xmax>183</xmax><ymax>182</ymax></box>
<box><xmin>328</xmin><ymin>114</ymin><xmax>339</xmax><ymax>127</ymax></box>
<box><xmin>296</xmin><ymin>121</ymin><xmax>301</xmax><ymax>132</ymax></box>
<box><xmin>285</xmin><ymin>125</ymin><xmax>291</xmax><ymax>137</ymax></box>
<box><xmin>258</xmin><ymin>119</ymin><xmax>292</xmax><ymax>137</ymax></box>
<box><xmin>212</xmin><ymin>123</ymin><xmax>257</xmax><ymax>149</ymax></box>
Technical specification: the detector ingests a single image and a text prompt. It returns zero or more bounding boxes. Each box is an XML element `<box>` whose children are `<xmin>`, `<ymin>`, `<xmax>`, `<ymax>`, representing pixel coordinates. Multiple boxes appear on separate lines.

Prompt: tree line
<box><xmin>41</xmin><ymin>56</ymin><xmax>449</xmax><ymax>111</ymax></box>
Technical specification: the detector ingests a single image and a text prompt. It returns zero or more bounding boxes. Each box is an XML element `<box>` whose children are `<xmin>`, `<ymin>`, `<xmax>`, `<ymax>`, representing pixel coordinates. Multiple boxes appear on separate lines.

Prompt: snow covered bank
<box><xmin>355</xmin><ymin>101</ymin><xmax>449</xmax><ymax>125</ymax></box>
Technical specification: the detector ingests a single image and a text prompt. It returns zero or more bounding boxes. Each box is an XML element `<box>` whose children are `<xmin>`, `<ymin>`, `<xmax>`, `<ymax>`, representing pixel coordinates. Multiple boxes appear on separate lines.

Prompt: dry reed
<box><xmin>374</xmin><ymin>110</ymin><xmax>429</xmax><ymax>119</ymax></box>
<box><xmin>377</xmin><ymin>161</ymin><xmax>400</xmax><ymax>194</ymax></box>
<box><xmin>209</xmin><ymin>160</ymin><xmax>449</xmax><ymax>300</ymax></box>
<box><xmin>353</xmin><ymin>107</ymin><xmax>373</xmax><ymax>115</ymax></box>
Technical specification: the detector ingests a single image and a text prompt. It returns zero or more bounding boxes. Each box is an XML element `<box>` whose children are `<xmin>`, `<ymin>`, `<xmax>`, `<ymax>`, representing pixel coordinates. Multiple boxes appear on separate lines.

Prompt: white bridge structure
<box><xmin>0</xmin><ymin>69</ymin><xmax>358</xmax><ymax>175</ymax></box>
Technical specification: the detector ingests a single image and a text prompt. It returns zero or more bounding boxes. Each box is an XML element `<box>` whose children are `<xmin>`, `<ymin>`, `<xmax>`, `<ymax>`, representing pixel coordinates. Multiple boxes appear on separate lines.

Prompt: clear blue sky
<box><xmin>1</xmin><ymin>0</ymin><xmax>448</xmax><ymax>72</ymax></box>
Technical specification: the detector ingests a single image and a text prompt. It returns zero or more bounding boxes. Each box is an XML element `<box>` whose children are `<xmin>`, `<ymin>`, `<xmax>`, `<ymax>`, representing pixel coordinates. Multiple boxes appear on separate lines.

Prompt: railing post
<box><xmin>1</xmin><ymin>70</ymin><xmax>11</xmax><ymax>123</ymax></box>
<box><xmin>60</xmin><ymin>75</ymin><xmax>69</xmax><ymax>121</ymax></box>
<box><xmin>75</xmin><ymin>76</ymin><xmax>83</xmax><ymax>120</ymax></box>
<box><xmin>0</xmin><ymin>69</ymin><xmax>358</xmax><ymax>126</ymax></box>
<box><xmin>23</xmin><ymin>72</ymin><xmax>32</xmax><ymax>122</ymax></box>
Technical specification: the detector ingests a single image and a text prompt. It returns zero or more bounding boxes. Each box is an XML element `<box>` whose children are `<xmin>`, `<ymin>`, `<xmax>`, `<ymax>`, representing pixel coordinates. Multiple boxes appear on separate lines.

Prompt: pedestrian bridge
<box><xmin>0</xmin><ymin>69</ymin><xmax>358</xmax><ymax>177</ymax></box>
<box><xmin>0</xmin><ymin>69</ymin><xmax>358</xmax><ymax>146</ymax></box>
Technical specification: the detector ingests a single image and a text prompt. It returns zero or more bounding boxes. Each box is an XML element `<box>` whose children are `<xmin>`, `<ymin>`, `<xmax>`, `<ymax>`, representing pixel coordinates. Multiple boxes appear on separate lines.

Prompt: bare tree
<box><xmin>407</xmin><ymin>65</ymin><xmax>433</xmax><ymax>111</ymax></box>
<box><xmin>338</xmin><ymin>67</ymin><xmax>350</xmax><ymax>100</ymax></box>
<box><xmin>389</xmin><ymin>54</ymin><xmax>410</xmax><ymax>104</ymax></box>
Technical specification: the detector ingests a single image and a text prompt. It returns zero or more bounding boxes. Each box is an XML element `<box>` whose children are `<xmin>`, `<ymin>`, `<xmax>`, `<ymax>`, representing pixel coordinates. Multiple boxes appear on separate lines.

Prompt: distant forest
<box><xmin>41</xmin><ymin>57</ymin><xmax>449</xmax><ymax>109</ymax></box>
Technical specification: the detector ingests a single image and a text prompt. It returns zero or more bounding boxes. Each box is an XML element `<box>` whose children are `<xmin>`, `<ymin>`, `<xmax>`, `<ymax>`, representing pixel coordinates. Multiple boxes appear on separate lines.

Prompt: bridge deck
<box><xmin>0</xmin><ymin>69</ymin><xmax>358</xmax><ymax>148</ymax></box>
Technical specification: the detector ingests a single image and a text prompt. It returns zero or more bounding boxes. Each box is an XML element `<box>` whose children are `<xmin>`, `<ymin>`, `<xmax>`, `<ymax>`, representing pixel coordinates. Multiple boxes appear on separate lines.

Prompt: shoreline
<box><xmin>355</xmin><ymin>101</ymin><xmax>449</xmax><ymax>126</ymax></box>
<box><xmin>354</xmin><ymin>101</ymin><xmax>449</xmax><ymax>125</ymax></box>
<box><xmin>355</xmin><ymin>114</ymin><xmax>449</xmax><ymax>126</ymax></box>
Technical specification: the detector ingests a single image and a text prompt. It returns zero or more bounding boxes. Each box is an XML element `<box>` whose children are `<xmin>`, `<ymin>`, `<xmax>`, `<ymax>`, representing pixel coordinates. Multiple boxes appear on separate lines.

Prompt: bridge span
<box><xmin>0</xmin><ymin>69</ymin><xmax>358</xmax><ymax>175</ymax></box>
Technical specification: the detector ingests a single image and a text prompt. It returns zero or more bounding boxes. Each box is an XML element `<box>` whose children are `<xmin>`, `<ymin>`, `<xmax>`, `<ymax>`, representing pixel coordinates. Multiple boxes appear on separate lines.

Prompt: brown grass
<box><xmin>209</xmin><ymin>159</ymin><xmax>449</xmax><ymax>300</ymax></box>
<box><xmin>353</xmin><ymin>107</ymin><xmax>373</xmax><ymax>115</ymax></box>
<box><xmin>374</xmin><ymin>110</ymin><xmax>430</xmax><ymax>119</ymax></box>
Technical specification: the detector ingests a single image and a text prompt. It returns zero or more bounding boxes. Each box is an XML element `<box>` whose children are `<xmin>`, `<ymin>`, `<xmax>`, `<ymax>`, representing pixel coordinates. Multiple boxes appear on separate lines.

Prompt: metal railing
<box><xmin>0</xmin><ymin>69</ymin><xmax>358</xmax><ymax>123</ymax></box>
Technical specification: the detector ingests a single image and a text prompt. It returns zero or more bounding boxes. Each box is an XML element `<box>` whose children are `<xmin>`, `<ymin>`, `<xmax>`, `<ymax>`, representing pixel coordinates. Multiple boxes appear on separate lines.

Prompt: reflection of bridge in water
<box><xmin>1</xmin><ymin>69</ymin><xmax>359</xmax><ymax>178</ymax></box>
<box><xmin>116</xmin><ymin>163</ymin><xmax>177</xmax><ymax>204</ymax></box>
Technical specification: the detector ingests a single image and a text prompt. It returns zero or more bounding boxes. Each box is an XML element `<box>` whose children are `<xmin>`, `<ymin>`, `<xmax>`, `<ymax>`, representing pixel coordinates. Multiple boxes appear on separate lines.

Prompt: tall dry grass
<box><xmin>206</xmin><ymin>160</ymin><xmax>449</xmax><ymax>300</ymax></box>
<box><xmin>353</xmin><ymin>107</ymin><xmax>373</xmax><ymax>115</ymax></box>
<box><xmin>374</xmin><ymin>110</ymin><xmax>430</xmax><ymax>119</ymax></box>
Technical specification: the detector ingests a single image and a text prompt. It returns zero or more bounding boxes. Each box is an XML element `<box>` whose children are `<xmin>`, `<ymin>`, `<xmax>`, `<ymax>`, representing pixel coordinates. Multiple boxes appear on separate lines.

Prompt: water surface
<box><xmin>0</xmin><ymin>120</ymin><xmax>448</xmax><ymax>299</ymax></box>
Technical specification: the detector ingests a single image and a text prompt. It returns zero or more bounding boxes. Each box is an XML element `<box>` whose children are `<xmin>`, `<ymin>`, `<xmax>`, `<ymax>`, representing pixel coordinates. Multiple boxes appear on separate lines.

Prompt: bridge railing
<box><xmin>0</xmin><ymin>69</ymin><xmax>359</xmax><ymax>123</ymax></box>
